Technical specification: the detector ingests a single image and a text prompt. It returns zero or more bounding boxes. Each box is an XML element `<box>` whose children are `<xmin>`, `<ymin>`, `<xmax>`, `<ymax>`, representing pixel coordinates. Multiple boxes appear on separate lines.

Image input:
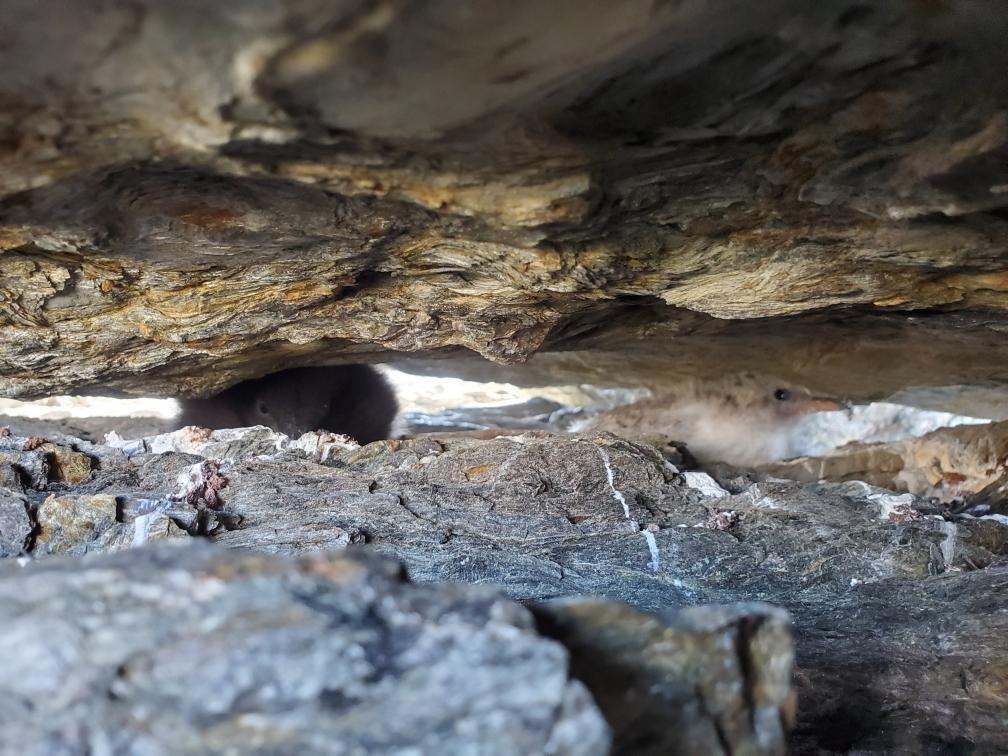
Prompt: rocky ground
<box><xmin>0</xmin><ymin>422</ymin><xmax>1005</xmax><ymax>753</ymax></box>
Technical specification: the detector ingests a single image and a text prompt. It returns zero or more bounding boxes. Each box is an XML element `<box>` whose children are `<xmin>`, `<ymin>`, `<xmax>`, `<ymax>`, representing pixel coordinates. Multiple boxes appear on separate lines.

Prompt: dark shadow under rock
<box><xmin>533</xmin><ymin>600</ymin><xmax>794</xmax><ymax>756</ymax></box>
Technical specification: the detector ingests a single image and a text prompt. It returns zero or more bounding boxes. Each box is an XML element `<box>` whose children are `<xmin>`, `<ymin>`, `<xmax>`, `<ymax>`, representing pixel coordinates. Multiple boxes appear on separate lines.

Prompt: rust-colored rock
<box><xmin>763</xmin><ymin>419</ymin><xmax>1008</xmax><ymax>503</ymax></box>
<box><xmin>0</xmin><ymin>2</ymin><xmax>1006</xmax><ymax>401</ymax></box>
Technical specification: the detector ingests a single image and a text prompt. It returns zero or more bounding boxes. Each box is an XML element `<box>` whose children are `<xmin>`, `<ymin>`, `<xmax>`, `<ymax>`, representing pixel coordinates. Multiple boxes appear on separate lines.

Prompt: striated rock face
<box><xmin>392</xmin><ymin>310</ymin><xmax>1008</xmax><ymax>418</ymax></box>
<box><xmin>763</xmin><ymin>418</ymin><xmax>1008</xmax><ymax>505</ymax></box>
<box><xmin>0</xmin><ymin>424</ymin><xmax>1004</xmax><ymax>753</ymax></box>
<box><xmin>0</xmin><ymin>1</ymin><xmax>1007</xmax><ymax>399</ymax></box>
<box><xmin>0</xmin><ymin>520</ymin><xmax>800</xmax><ymax>755</ymax></box>
<box><xmin>534</xmin><ymin>600</ymin><xmax>795</xmax><ymax>756</ymax></box>
<box><xmin>0</xmin><ymin>541</ymin><xmax>612</xmax><ymax>756</ymax></box>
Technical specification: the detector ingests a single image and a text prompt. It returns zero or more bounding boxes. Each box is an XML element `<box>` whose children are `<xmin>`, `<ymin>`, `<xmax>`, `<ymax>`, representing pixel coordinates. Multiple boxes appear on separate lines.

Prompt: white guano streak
<box><xmin>596</xmin><ymin>445</ymin><xmax>659</xmax><ymax>573</ymax></box>
<box><xmin>596</xmin><ymin>445</ymin><xmax>630</xmax><ymax>519</ymax></box>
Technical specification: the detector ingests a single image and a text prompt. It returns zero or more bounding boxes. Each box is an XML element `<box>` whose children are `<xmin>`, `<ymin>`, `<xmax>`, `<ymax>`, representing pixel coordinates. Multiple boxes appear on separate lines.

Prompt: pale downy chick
<box><xmin>582</xmin><ymin>373</ymin><xmax>845</xmax><ymax>467</ymax></box>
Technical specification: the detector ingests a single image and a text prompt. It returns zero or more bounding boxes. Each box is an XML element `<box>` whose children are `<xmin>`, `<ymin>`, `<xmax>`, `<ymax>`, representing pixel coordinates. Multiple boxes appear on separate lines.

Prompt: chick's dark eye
<box><xmin>773</xmin><ymin>388</ymin><xmax>791</xmax><ymax>401</ymax></box>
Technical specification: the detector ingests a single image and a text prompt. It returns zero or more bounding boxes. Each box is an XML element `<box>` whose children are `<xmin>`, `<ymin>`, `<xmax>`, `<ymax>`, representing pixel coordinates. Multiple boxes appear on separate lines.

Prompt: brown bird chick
<box><xmin>582</xmin><ymin>373</ymin><xmax>845</xmax><ymax>468</ymax></box>
<box><xmin>177</xmin><ymin>365</ymin><xmax>398</xmax><ymax>444</ymax></box>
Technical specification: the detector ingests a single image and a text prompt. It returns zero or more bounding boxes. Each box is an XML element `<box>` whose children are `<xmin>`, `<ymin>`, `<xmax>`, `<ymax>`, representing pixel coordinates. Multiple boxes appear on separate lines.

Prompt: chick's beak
<box><xmin>800</xmin><ymin>396</ymin><xmax>849</xmax><ymax>413</ymax></box>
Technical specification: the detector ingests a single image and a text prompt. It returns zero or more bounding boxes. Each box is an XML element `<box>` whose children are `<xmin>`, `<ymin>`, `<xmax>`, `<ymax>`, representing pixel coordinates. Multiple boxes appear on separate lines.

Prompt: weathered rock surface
<box><xmin>0</xmin><ymin>534</ymin><xmax>799</xmax><ymax>756</ymax></box>
<box><xmin>0</xmin><ymin>541</ymin><xmax>611</xmax><ymax>756</ymax></box>
<box><xmin>534</xmin><ymin>600</ymin><xmax>795</xmax><ymax>756</ymax></box>
<box><xmin>1</xmin><ymin>2</ymin><xmax>1008</xmax><ymax>399</ymax></box>
<box><xmin>1</xmin><ymin>425</ymin><xmax>1005</xmax><ymax>753</ymax></box>
<box><xmin>0</xmin><ymin>487</ymin><xmax>31</xmax><ymax>557</ymax></box>
<box><xmin>392</xmin><ymin>310</ymin><xmax>1008</xmax><ymax>418</ymax></box>
<box><xmin>0</xmin><ymin>412</ymin><xmax>172</xmax><ymax>444</ymax></box>
<box><xmin>763</xmin><ymin>418</ymin><xmax>1008</xmax><ymax>507</ymax></box>
<box><xmin>791</xmin><ymin>568</ymin><xmax>1008</xmax><ymax>755</ymax></box>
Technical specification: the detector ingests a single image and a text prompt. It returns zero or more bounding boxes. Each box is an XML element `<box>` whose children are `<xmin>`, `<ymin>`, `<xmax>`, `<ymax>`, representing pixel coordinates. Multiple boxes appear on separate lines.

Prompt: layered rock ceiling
<box><xmin>1</xmin><ymin>0</ymin><xmax>1007</xmax><ymax>398</ymax></box>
